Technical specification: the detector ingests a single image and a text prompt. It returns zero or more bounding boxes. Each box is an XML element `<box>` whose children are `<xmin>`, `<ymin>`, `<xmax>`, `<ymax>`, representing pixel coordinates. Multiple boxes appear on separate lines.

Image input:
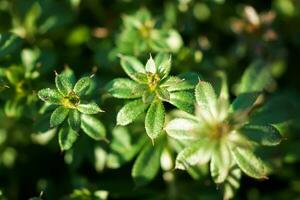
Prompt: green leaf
<box><xmin>222</xmin><ymin>166</ymin><xmax>241</xmax><ymax>200</ymax></box>
<box><xmin>156</xmin><ymin>87</ymin><xmax>170</xmax><ymax>101</ymax></box>
<box><xmin>68</xmin><ymin>109</ymin><xmax>81</xmax><ymax>131</ymax></box>
<box><xmin>106</xmin><ymin>78</ymin><xmax>142</xmax><ymax>99</ymax></box>
<box><xmin>195</xmin><ymin>81</ymin><xmax>217</xmax><ymax>118</ymax></box>
<box><xmin>61</xmin><ymin>67</ymin><xmax>76</xmax><ymax>86</ymax></box>
<box><xmin>81</xmin><ymin>114</ymin><xmax>106</xmax><ymax>140</ymax></box>
<box><xmin>120</xmin><ymin>55</ymin><xmax>146</xmax><ymax>82</ymax></box>
<box><xmin>230</xmin><ymin>92</ymin><xmax>260</xmax><ymax>113</ymax></box>
<box><xmin>164</xmin><ymin>72</ymin><xmax>199</xmax><ymax>92</ymax></box>
<box><xmin>238</xmin><ymin>61</ymin><xmax>272</xmax><ymax>94</ymax></box>
<box><xmin>166</xmin><ymin>118</ymin><xmax>201</xmax><ymax>140</ymax></box>
<box><xmin>231</xmin><ymin>146</ymin><xmax>267</xmax><ymax>179</ymax></box>
<box><xmin>55</xmin><ymin>73</ymin><xmax>73</xmax><ymax>96</ymax></box>
<box><xmin>239</xmin><ymin>124</ymin><xmax>282</xmax><ymax>146</ymax></box>
<box><xmin>74</xmin><ymin>77</ymin><xmax>91</xmax><ymax>96</ymax></box>
<box><xmin>77</xmin><ymin>102</ymin><xmax>103</xmax><ymax>114</ymax></box>
<box><xmin>169</xmin><ymin>91</ymin><xmax>195</xmax><ymax>113</ymax></box>
<box><xmin>160</xmin><ymin>76</ymin><xmax>182</xmax><ymax>88</ymax></box>
<box><xmin>38</xmin><ymin>88</ymin><xmax>63</xmax><ymax>104</ymax></box>
<box><xmin>132</xmin><ymin>138</ymin><xmax>164</xmax><ymax>186</ymax></box>
<box><xmin>58</xmin><ymin>125</ymin><xmax>78</xmax><ymax>151</ymax></box>
<box><xmin>155</xmin><ymin>53</ymin><xmax>171</xmax><ymax>79</ymax></box>
<box><xmin>50</xmin><ymin>106</ymin><xmax>69</xmax><ymax>127</ymax></box>
<box><xmin>145</xmin><ymin>100</ymin><xmax>165</xmax><ymax>141</ymax></box>
<box><xmin>175</xmin><ymin>139</ymin><xmax>215</xmax><ymax>170</ymax></box>
<box><xmin>145</xmin><ymin>55</ymin><xmax>156</xmax><ymax>73</ymax></box>
<box><xmin>142</xmin><ymin>90</ymin><xmax>155</xmax><ymax>104</ymax></box>
<box><xmin>214</xmin><ymin>71</ymin><xmax>229</xmax><ymax>101</ymax></box>
<box><xmin>210</xmin><ymin>142</ymin><xmax>232</xmax><ymax>184</ymax></box>
<box><xmin>117</xmin><ymin>99</ymin><xmax>148</xmax><ymax>125</ymax></box>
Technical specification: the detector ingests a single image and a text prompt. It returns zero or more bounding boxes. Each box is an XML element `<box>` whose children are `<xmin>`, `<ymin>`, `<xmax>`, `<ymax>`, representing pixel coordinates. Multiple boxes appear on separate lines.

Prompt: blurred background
<box><xmin>0</xmin><ymin>0</ymin><xmax>300</xmax><ymax>199</ymax></box>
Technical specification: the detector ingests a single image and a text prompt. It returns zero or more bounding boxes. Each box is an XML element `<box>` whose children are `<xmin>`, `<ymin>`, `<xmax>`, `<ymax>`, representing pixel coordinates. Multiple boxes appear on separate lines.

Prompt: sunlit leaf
<box><xmin>145</xmin><ymin>55</ymin><xmax>156</xmax><ymax>73</ymax></box>
<box><xmin>50</xmin><ymin>106</ymin><xmax>69</xmax><ymax>127</ymax></box>
<box><xmin>68</xmin><ymin>109</ymin><xmax>81</xmax><ymax>131</ymax></box>
<box><xmin>117</xmin><ymin>99</ymin><xmax>148</xmax><ymax>125</ymax></box>
<box><xmin>210</xmin><ymin>141</ymin><xmax>232</xmax><ymax>183</ymax></box>
<box><xmin>169</xmin><ymin>91</ymin><xmax>195</xmax><ymax>113</ymax></box>
<box><xmin>38</xmin><ymin>88</ymin><xmax>63</xmax><ymax>104</ymax></box>
<box><xmin>120</xmin><ymin>55</ymin><xmax>146</xmax><ymax>82</ymax></box>
<box><xmin>175</xmin><ymin>139</ymin><xmax>215</xmax><ymax>170</ymax></box>
<box><xmin>195</xmin><ymin>81</ymin><xmax>217</xmax><ymax>118</ymax></box>
<box><xmin>166</xmin><ymin>118</ymin><xmax>201</xmax><ymax>140</ymax></box>
<box><xmin>106</xmin><ymin>78</ymin><xmax>142</xmax><ymax>99</ymax></box>
<box><xmin>81</xmin><ymin>114</ymin><xmax>106</xmax><ymax>140</ymax></box>
<box><xmin>239</xmin><ymin>124</ymin><xmax>282</xmax><ymax>146</ymax></box>
<box><xmin>55</xmin><ymin>73</ymin><xmax>73</xmax><ymax>96</ymax></box>
<box><xmin>74</xmin><ymin>76</ymin><xmax>91</xmax><ymax>96</ymax></box>
<box><xmin>231</xmin><ymin>146</ymin><xmax>267</xmax><ymax>179</ymax></box>
<box><xmin>145</xmin><ymin>99</ymin><xmax>165</xmax><ymax>141</ymax></box>
<box><xmin>59</xmin><ymin>125</ymin><xmax>78</xmax><ymax>151</ymax></box>
<box><xmin>77</xmin><ymin>102</ymin><xmax>103</xmax><ymax>114</ymax></box>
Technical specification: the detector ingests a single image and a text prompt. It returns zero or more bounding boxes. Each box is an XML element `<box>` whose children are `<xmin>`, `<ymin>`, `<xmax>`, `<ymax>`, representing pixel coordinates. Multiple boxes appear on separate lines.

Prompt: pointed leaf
<box><xmin>55</xmin><ymin>73</ymin><xmax>73</xmax><ymax>96</ymax></box>
<box><xmin>166</xmin><ymin>118</ymin><xmax>201</xmax><ymax>140</ymax></box>
<box><xmin>195</xmin><ymin>81</ymin><xmax>217</xmax><ymax>118</ymax></box>
<box><xmin>214</xmin><ymin>71</ymin><xmax>229</xmax><ymax>101</ymax></box>
<box><xmin>169</xmin><ymin>91</ymin><xmax>195</xmax><ymax>113</ymax></box>
<box><xmin>120</xmin><ymin>55</ymin><xmax>146</xmax><ymax>82</ymax></box>
<box><xmin>230</xmin><ymin>92</ymin><xmax>260</xmax><ymax>113</ymax></box>
<box><xmin>77</xmin><ymin>102</ymin><xmax>103</xmax><ymax>114</ymax></box>
<box><xmin>210</xmin><ymin>142</ymin><xmax>232</xmax><ymax>184</ymax></box>
<box><xmin>132</xmin><ymin>139</ymin><xmax>164</xmax><ymax>186</ymax></box>
<box><xmin>175</xmin><ymin>139</ymin><xmax>215</xmax><ymax>170</ymax></box>
<box><xmin>117</xmin><ymin>99</ymin><xmax>148</xmax><ymax>125</ymax></box>
<box><xmin>59</xmin><ymin>125</ymin><xmax>78</xmax><ymax>151</ymax></box>
<box><xmin>81</xmin><ymin>114</ymin><xmax>106</xmax><ymax>140</ymax></box>
<box><xmin>239</xmin><ymin>124</ymin><xmax>282</xmax><ymax>146</ymax></box>
<box><xmin>61</xmin><ymin>67</ymin><xmax>76</xmax><ymax>86</ymax></box>
<box><xmin>106</xmin><ymin>78</ymin><xmax>142</xmax><ymax>99</ymax></box>
<box><xmin>231</xmin><ymin>146</ymin><xmax>267</xmax><ymax>179</ymax></box>
<box><xmin>145</xmin><ymin>55</ymin><xmax>156</xmax><ymax>73</ymax></box>
<box><xmin>145</xmin><ymin>100</ymin><xmax>165</xmax><ymax>140</ymax></box>
<box><xmin>68</xmin><ymin>109</ymin><xmax>81</xmax><ymax>131</ymax></box>
<box><xmin>74</xmin><ymin>76</ymin><xmax>91</xmax><ymax>96</ymax></box>
<box><xmin>38</xmin><ymin>88</ymin><xmax>63</xmax><ymax>104</ymax></box>
<box><xmin>50</xmin><ymin>106</ymin><xmax>69</xmax><ymax>127</ymax></box>
<box><xmin>142</xmin><ymin>90</ymin><xmax>155</xmax><ymax>104</ymax></box>
<box><xmin>238</xmin><ymin>61</ymin><xmax>272</xmax><ymax>94</ymax></box>
<box><xmin>222</xmin><ymin>166</ymin><xmax>242</xmax><ymax>200</ymax></box>
<box><xmin>155</xmin><ymin>53</ymin><xmax>171</xmax><ymax>79</ymax></box>
<box><xmin>156</xmin><ymin>87</ymin><xmax>170</xmax><ymax>101</ymax></box>
<box><xmin>164</xmin><ymin>72</ymin><xmax>199</xmax><ymax>92</ymax></box>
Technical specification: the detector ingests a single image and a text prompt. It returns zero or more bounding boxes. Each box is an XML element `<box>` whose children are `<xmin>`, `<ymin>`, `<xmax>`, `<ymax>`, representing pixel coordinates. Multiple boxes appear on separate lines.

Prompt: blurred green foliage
<box><xmin>0</xmin><ymin>0</ymin><xmax>300</xmax><ymax>200</ymax></box>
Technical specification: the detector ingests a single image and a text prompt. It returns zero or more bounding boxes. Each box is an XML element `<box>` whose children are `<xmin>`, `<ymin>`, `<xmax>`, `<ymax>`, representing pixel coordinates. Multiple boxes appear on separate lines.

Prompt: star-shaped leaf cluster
<box><xmin>166</xmin><ymin>77</ymin><xmax>282</xmax><ymax>197</ymax></box>
<box><xmin>106</xmin><ymin>54</ymin><xmax>198</xmax><ymax>142</ymax></box>
<box><xmin>38</xmin><ymin>69</ymin><xmax>106</xmax><ymax>150</ymax></box>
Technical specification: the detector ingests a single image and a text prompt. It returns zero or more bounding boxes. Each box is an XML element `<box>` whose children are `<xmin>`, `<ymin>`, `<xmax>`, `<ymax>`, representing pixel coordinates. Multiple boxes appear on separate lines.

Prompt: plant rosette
<box><xmin>38</xmin><ymin>69</ymin><xmax>106</xmax><ymax>151</ymax></box>
<box><xmin>165</xmin><ymin>79</ymin><xmax>282</xmax><ymax>198</ymax></box>
<box><xmin>106</xmin><ymin>53</ymin><xmax>198</xmax><ymax>142</ymax></box>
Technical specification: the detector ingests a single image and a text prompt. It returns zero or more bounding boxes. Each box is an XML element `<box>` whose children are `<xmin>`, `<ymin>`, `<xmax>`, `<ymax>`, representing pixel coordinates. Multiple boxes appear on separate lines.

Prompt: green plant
<box><xmin>166</xmin><ymin>75</ymin><xmax>282</xmax><ymax>198</ymax></box>
<box><xmin>106</xmin><ymin>53</ymin><xmax>197</xmax><ymax>142</ymax></box>
<box><xmin>114</xmin><ymin>8</ymin><xmax>182</xmax><ymax>56</ymax></box>
<box><xmin>1</xmin><ymin>1</ymin><xmax>300</xmax><ymax>200</ymax></box>
<box><xmin>37</xmin><ymin>69</ymin><xmax>106</xmax><ymax>150</ymax></box>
